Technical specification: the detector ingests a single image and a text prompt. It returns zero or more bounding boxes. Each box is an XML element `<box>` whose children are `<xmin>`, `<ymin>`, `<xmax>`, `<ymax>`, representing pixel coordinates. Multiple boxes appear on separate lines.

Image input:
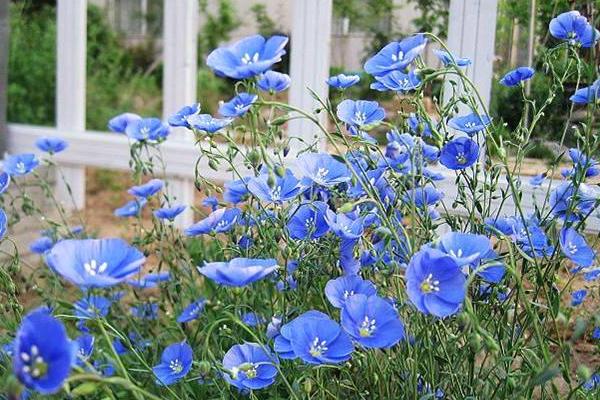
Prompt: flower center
<box><xmin>16</xmin><ymin>162</ymin><xmax>26</xmax><ymax>173</ymax></box>
<box><xmin>568</xmin><ymin>242</ymin><xmax>578</xmax><ymax>254</ymax></box>
<box><xmin>314</xmin><ymin>167</ymin><xmax>329</xmax><ymax>184</ymax></box>
<box><xmin>84</xmin><ymin>259</ymin><xmax>108</xmax><ymax>276</ymax></box>
<box><xmin>455</xmin><ymin>152</ymin><xmax>467</xmax><ymax>164</ymax></box>
<box><xmin>139</xmin><ymin>126</ymin><xmax>150</xmax><ymax>138</ymax></box>
<box><xmin>343</xmin><ymin>289</ymin><xmax>355</xmax><ymax>299</ymax></box>
<box><xmin>391</xmin><ymin>50</ymin><xmax>404</xmax><ymax>62</ymax></box>
<box><xmin>170</xmin><ymin>359</ymin><xmax>183</xmax><ymax>374</ymax></box>
<box><xmin>420</xmin><ymin>273</ymin><xmax>440</xmax><ymax>294</ymax></box>
<box><xmin>241</xmin><ymin>52</ymin><xmax>260</xmax><ymax>64</ymax></box>
<box><xmin>309</xmin><ymin>337</ymin><xmax>328</xmax><ymax>357</ymax></box>
<box><xmin>359</xmin><ymin>315</ymin><xmax>377</xmax><ymax>337</ymax></box>
<box><xmin>20</xmin><ymin>345</ymin><xmax>48</xmax><ymax>379</ymax></box>
<box><xmin>238</xmin><ymin>362</ymin><xmax>257</xmax><ymax>379</ymax></box>
<box><xmin>354</xmin><ymin>111</ymin><xmax>367</xmax><ymax>126</ymax></box>
<box><xmin>271</xmin><ymin>186</ymin><xmax>282</xmax><ymax>201</ymax></box>
<box><xmin>448</xmin><ymin>248</ymin><xmax>463</xmax><ymax>258</ymax></box>
<box><xmin>464</xmin><ymin>121</ymin><xmax>477</xmax><ymax>129</ymax></box>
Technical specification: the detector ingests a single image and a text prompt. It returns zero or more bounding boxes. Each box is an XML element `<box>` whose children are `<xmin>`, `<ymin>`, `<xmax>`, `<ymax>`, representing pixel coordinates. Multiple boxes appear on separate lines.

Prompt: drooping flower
<box><xmin>447</xmin><ymin>113</ymin><xmax>491</xmax><ymax>136</ymax></box>
<box><xmin>219</xmin><ymin>93</ymin><xmax>258</xmax><ymax>118</ymax></box>
<box><xmin>325</xmin><ymin>210</ymin><xmax>365</xmax><ymax>240</ymax></box>
<box><xmin>571</xmin><ymin>289</ymin><xmax>587</xmax><ymax>307</ymax></box>
<box><xmin>202</xmin><ymin>196</ymin><xmax>219</xmax><ymax>211</ymax></box>
<box><xmin>198</xmin><ymin>257</ymin><xmax>279</xmax><ymax>287</ymax></box>
<box><xmin>570</xmin><ymin>79</ymin><xmax>600</xmax><ymax>105</ymax></box>
<box><xmin>364</xmin><ymin>34</ymin><xmax>427</xmax><ymax>77</ymax></box>
<box><xmin>327</xmin><ymin>73</ymin><xmax>360</xmax><ymax>89</ymax></box>
<box><xmin>560</xmin><ymin>227</ymin><xmax>595</xmax><ymax>267</ymax></box>
<box><xmin>45</xmin><ymin>238</ymin><xmax>145</xmax><ymax>287</ymax></box>
<box><xmin>341</xmin><ymin>294</ymin><xmax>405</xmax><ymax>349</ymax></box>
<box><xmin>529</xmin><ymin>173</ymin><xmax>546</xmax><ymax>187</ymax></box>
<box><xmin>371</xmin><ymin>70</ymin><xmax>421</xmax><ymax>92</ymax></box>
<box><xmin>130</xmin><ymin>302</ymin><xmax>159</xmax><ymax>320</ymax></box>
<box><xmin>127</xmin><ymin>179</ymin><xmax>163</xmax><ymax>198</ymax></box>
<box><xmin>127</xmin><ymin>272</ymin><xmax>171</xmax><ymax>289</ymax></box>
<box><xmin>29</xmin><ymin>236</ymin><xmax>54</xmax><ymax>254</ymax></box>
<box><xmin>433</xmin><ymin>49</ymin><xmax>471</xmax><ymax>67</ymax></box>
<box><xmin>0</xmin><ymin>171</ymin><xmax>10</xmax><ymax>193</ymax></box>
<box><xmin>297</xmin><ymin>153</ymin><xmax>350</xmax><ymax>187</ymax></box>
<box><xmin>257</xmin><ymin>70</ymin><xmax>291</xmax><ymax>92</ymax></box>
<box><xmin>241</xmin><ymin>312</ymin><xmax>265</xmax><ymax>327</ymax></box>
<box><xmin>222</xmin><ymin>342</ymin><xmax>278</xmax><ymax>390</ymax></box>
<box><xmin>224</xmin><ymin>177</ymin><xmax>251</xmax><ymax>204</ymax></box>
<box><xmin>187</xmin><ymin>114</ymin><xmax>233</xmax><ymax>134</ymax></box>
<box><xmin>125</xmin><ymin>117</ymin><xmax>169</xmax><ymax>142</ymax></box>
<box><xmin>74</xmin><ymin>334</ymin><xmax>94</xmax><ymax>366</ymax></box>
<box><xmin>247</xmin><ymin>169</ymin><xmax>303</xmax><ymax>204</ymax></box>
<box><xmin>408</xmin><ymin>114</ymin><xmax>435</xmax><ymax>137</ymax></box>
<box><xmin>439</xmin><ymin>136</ymin><xmax>479</xmax><ymax>170</ymax></box>
<box><xmin>324</xmin><ymin>275</ymin><xmax>377</xmax><ymax>309</ymax></box>
<box><xmin>114</xmin><ymin>198</ymin><xmax>146</xmax><ymax>218</ymax></box>
<box><xmin>74</xmin><ymin>295</ymin><xmax>112</xmax><ymax>319</ymax></box>
<box><xmin>499</xmin><ymin>67</ymin><xmax>535</xmax><ymax>87</ymax></box>
<box><xmin>207</xmin><ymin>34</ymin><xmax>288</xmax><ymax>80</ymax></box>
<box><xmin>177</xmin><ymin>298</ymin><xmax>207</xmax><ymax>323</ymax></box>
<box><xmin>549</xmin><ymin>11</ymin><xmax>599</xmax><ymax>48</ymax></box>
<box><xmin>168</xmin><ymin>103</ymin><xmax>201</xmax><ymax>128</ymax></box>
<box><xmin>184</xmin><ymin>208</ymin><xmax>241</xmax><ymax>236</ymax></box>
<box><xmin>154</xmin><ymin>204</ymin><xmax>187</xmax><ymax>221</ymax></box>
<box><xmin>406</xmin><ymin>248</ymin><xmax>466</xmax><ymax>317</ymax></box>
<box><xmin>4</xmin><ymin>154</ymin><xmax>39</xmax><ymax>176</ymax></box>
<box><xmin>13</xmin><ymin>308</ymin><xmax>75</xmax><ymax>394</ymax></box>
<box><xmin>336</xmin><ymin>99</ymin><xmax>385</xmax><ymax>129</ymax></box>
<box><xmin>287</xmin><ymin>201</ymin><xmax>330</xmax><ymax>240</ymax></box>
<box><xmin>35</xmin><ymin>137</ymin><xmax>68</xmax><ymax>154</ymax></box>
<box><xmin>403</xmin><ymin>185</ymin><xmax>443</xmax><ymax>209</ymax></box>
<box><xmin>108</xmin><ymin>112</ymin><xmax>141</xmax><ymax>133</ymax></box>
<box><xmin>549</xmin><ymin>182</ymin><xmax>600</xmax><ymax>221</ymax></box>
<box><xmin>569</xmin><ymin>148</ymin><xmax>600</xmax><ymax>178</ymax></box>
<box><xmin>152</xmin><ymin>342</ymin><xmax>193</xmax><ymax>386</ymax></box>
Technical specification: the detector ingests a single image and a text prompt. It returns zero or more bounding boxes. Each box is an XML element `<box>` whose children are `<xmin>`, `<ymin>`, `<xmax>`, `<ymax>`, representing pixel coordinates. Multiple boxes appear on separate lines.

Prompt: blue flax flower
<box><xmin>45</xmin><ymin>238</ymin><xmax>145</xmax><ymax>287</ymax></box>
<box><xmin>297</xmin><ymin>152</ymin><xmax>350</xmax><ymax>187</ymax></box>
<box><xmin>569</xmin><ymin>148</ymin><xmax>599</xmax><ymax>178</ymax></box>
<box><xmin>219</xmin><ymin>93</ymin><xmax>258</xmax><ymax>118</ymax></box>
<box><xmin>125</xmin><ymin>117</ymin><xmax>169</xmax><ymax>142</ymax></box>
<box><xmin>570</xmin><ymin>79</ymin><xmax>600</xmax><ymax>105</ymax></box>
<box><xmin>187</xmin><ymin>114</ymin><xmax>233</xmax><ymax>134</ymax></box>
<box><xmin>364</xmin><ymin>34</ymin><xmax>427</xmax><ymax>77</ymax></box>
<box><xmin>583</xmin><ymin>373</ymin><xmax>600</xmax><ymax>391</ymax></box>
<box><xmin>327</xmin><ymin>73</ymin><xmax>360</xmax><ymax>89</ymax></box>
<box><xmin>198</xmin><ymin>257</ymin><xmax>279</xmax><ymax>287</ymax></box>
<box><xmin>35</xmin><ymin>137</ymin><xmax>68</xmax><ymax>154</ymax></box>
<box><xmin>274</xmin><ymin>311</ymin><xmax>328</xmax><ymax>359</ymax></box>
<box><xmin>223</xmin><ymin>342</ymin><xmax>278</xmax><ymax>390</ymax></box>
<box><xmin>499</xmin><ymin>67</ymin><xmax>535</xmax><ymax>87</ymax></box>
<box><xmin>130</xmin><ymin>303</ymin><xmax>159</xmax><ymax>320</ymax></box>
<box><xmin>406</xmin><ymin>248</ymin><xmax>466</xmax><ymax>317</ymax></box>
<box><xmin>371</xmin><ymin>70</ymin><xmax>421</xmax><ymax>92</ymax></box>
<box><xmin>207</xmin><ymin>34</ymin><xmax>288</xmax><ymax>80</ymax></box>
<box><xmin>529</xmin><ymin>173</ymin><xmax>546</xmax><ymax>186</ymax></box>
<box><xmin>177</xmin><ymin>298</ymin><xmax>207</xmax><ymax>323</ymax></box>
<box><xmin>324</xmin><ymin>275</ymin><xmax>377</xmax><ymax>308</ymax></box>
<box><xmin>4</xmin><ymin>154</ymin><xmax>39</xmax><ymax>176</ymax></box>
<box><xmin>154</xmin><ymin>204</ymin><xmax>187</xmax><ymax>221</ymax></box>
<box><xmin>29</xmin><ymin>236</ymin><xmax>54</xmax><ymax>254</ymax></box>
<box><xmin>202</xmin><ymin>196</ymin><xmax>219</xmax><ymax>210</ymax></box>
<box><xmin>439</xmin><ymin>136</ymin><xmax>479</xmax><ymax>170</ymax></box>
<box><xmin>184</xmin><ymin>208</ymin><xmax>241</xmax><ymax>236</ymax></box>
<box><xmin>257</xmin><ymin>70</ymin><xmax>291</xmax><ymax>92</ymax></box>
<box><xmin>571</xmin><ymin>289</ymin><xmax>587</xmax><ymax>307</ymax></box>
<box><xmin>241</xmin><ymin>312</ymin><xmax>265</xmax><ymax>327</ymax></box>
<box><xmin>128</xmin><ymin>179</ymin><xmax>163</xmax><ymax>198</ymax></box>
<box><xmin>224</xmin><ymin>177</ymin><xmax>250</xmax><ymax>203</ymax></box>
<box><xmin>448</xmin><ymin>113</ymin><xmax>491</xmax><ymax>136</ymax></box>
<box><xmin>341</xmin><ymin>294</ymin><xmax>405</xmax><ymax>349</ymax></box>
<box><xmin>127</xmin><ymin>271</ymin><xmax>170</xmax><ymax>289</ymax></box>
<box><xmin>74</xmin><ymin>295</ymin><xmax>112</xmax><ymax>319</ymax></box>
<box><xmin>153</xmin><ymin>342</ymin><xmax>193</xmax><ymax>385</ymax></box>
<box><xmin>247</xmin><ymin>169</ymin><xmax>303</xmax><ymax>203</ymax></box>
<box><xmin>336</xmin><ymin>99</ymin><xmax>385</xmax><ymax>129</ymax></box>
<box><xmin>433</xmin><ymin>49</ymin><xmax>471</xmax><ymax>67</ymax></box>
<box><xmin>0</xmin><ymin>171</ymin><xmax>10</xmax><ymax>193</ymax></box>
<box><xmin>114</xmin><ymin>198</ymin><xmax>146</xmax><ymax>218</ymax></box>
<box><xmin>403</xmin><ymin>185</ymin><xmax>443</xmax><ymax>209</ymax></box>
<box><xmin>75</xmin><ymin>334</ymin><xmax>94</xmax><ymax>366</ymax></box>
<box><xmin>325</xmin><ymin>210</ymin><xmax>365</xmax><ymax>240</ymax></box>
<box><xmin>13</xmin><ymin>308</ymin><xmax>75</xmax><ymax>394</ymax></box>
<box><xmin>560</xmin><ymin>227</ymin><xmax>595</xmax><ymax>267</ymax></box>
<box><xmin>549</xmin><ymin>11</ymin><xmax>599</xmax><ymax>48</ymax></box>
<box><xmin>549</xmin><ymin>182</ymin><xmax>599</xmax><ymax>221</ymax></box>
<box><xmin>168</xmin><ymin>103</ymin><xmax>201</xmax><ymax>128</ymax></box>
<box><xmin>287</xmin><ymin>201</ymin><xmax>330</xmax><ymax>240</ymax></box>
<box><xmin>408</xmin><ymin>114</ymin><xmax>435</xmax><ymax>137</ymax></box>
<box><xmin>108</xmin><ymin>112</ymin><xmax>141</xmax><ymax>133</ymax></box>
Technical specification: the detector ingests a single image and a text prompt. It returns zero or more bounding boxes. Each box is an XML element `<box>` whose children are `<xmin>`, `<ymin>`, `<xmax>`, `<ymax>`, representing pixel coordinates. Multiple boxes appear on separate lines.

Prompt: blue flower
<box><xmin>224</xmin><ymin>177</ymin><xmax>250</xmax><ymax>203</ymax></box>
<box><xmin>433</xmin><ymin>49</ymin><xmax>471</xmax><ymax>67</ymax></box>
<box><xmin>440</xmin><ymin>136</ymin><xmax>479</xmax><ymax>170</ymax></box>
<box><xmin>4</xmin><ymin>154</ymin><xmax>39</xmax><ymax>176</ymax></box>
<box><xmin>529</xmin><ymin>173</ymin><xmax>546</xmax><ymax>186</ymax></box>
<box><xmin>114</xmin><ymin>198</ymin><xmax>146</xmax><ymax>218</ymax></box>
<box><xmin>336</xmin><ymin>99</ymin><xmax>385</xmax><ymax>129</ymax></box>
<box><xmin>592</xmin><ymin>327</ymin><xmax>600</xmax><ymax>340</ymax></box>
<box><xmin>287</xmin><ymin>201</ymin><xmax>330</xmax><ymax>240</ymax></box>
<box><xmin>35</xmin><ymin>137</ymin><xmax>68</xmax><ymax>154</ymax></box>
<box><xmin>499</xmin><ymin>67</ymin><xmax>535</xmax><ymax>87</ymax></box>
<box><xmin>125</xmin><ymin>117</ymin><xmax>169</xmax><ymax>142</ymax></box>
<box><xmin>257</xmin><ymin>70</ymin><xmax>291</xmax><ymax>92</ymax></box>
<box><xmin>29</xmin><ymin>236</ymin><xmax>54</xmax><ymax>254</ymax></box>
<box><xmin>325</xmin><ymin>210</ymin><xmax>365</xmax><ymax>240</ymax></box>
<box><xmin>153</xmin><ymin>342</ymin><xmax>193</xmax><ymax>386</ymax></box>
<box><xmin>371</xmin><ymin>70</ymin><xmax>421</xmax><ymax>92</ymax></box>
<box><xmin>154</xmin><ymin>204</ymin><xmax>187</xmax><ymax>221</ymax></box>
<box><xmin>207</xmin><ymin>34</ymin><xmax>288</xmax><ymax>80</ymax></box>
<box><xmin>549</xmin><ymin>182</ymin><xmax>600</xmax><ymax>221</ymax></box>
<box><xmin>364</xmin><ymin>34</ymin><xmax>427</xmax><ymax>77</ymax></box>
<box><xmin>108</xmin><ymin>112</ymin><xmax>141</xmax><ymax>133</ymax></box>
<box><xmin>549</xmin><ymin>11</ymin><xmax>599</xmax><ymax>48</ymax></box>
<box><xmin>127</xmin><ymin>179</ymin><xmax>163</xmax><ymax>198</ymax></box>
<box><xmin>560</xmin><ymin>227</ymin><xmax>595</xmax><ymax>267</ymax></box>
<box><xmin>297</xmin><ymin>153</ymin><xmax>350</xmax><ymax>187</ymax></box>
<box><xmin>219</xmin><ymin>93</ymin><xmax>258</xmax><ymax>118</ymax></box>
<box><xmin>202</xmin><ymin>196</ymin><xmax>219</xmax><ymax>210</ymax></box>
<box><xmin>276</xmin><ymin>311</ymin><xmax>354</xmax><ymax>365</ymax></box>
<box><xmin>198</xmin><ymin>257</ymin><xmax>279</xmax><ymax>287</ymax></box>
<box><xmin>569</xmin><ymin>148</ymin><xmax>600</xmax><ymax>177</ymax></box>
<box><xmin>266</xmin><ymin>316</ymin><xmax>282</xmax><ymax>339</ymax></box>
<box><xmin>571</xmin><ymin>289</ymin><xmax>587</xmax><ymax>307</ymax></box>
<box><xmin>74</xmin><ymin>295</ymin><xmax>112</xmax><ymax>319</ymax></box>
<box><xmin>241</xmin><ymin>312</ymin><xmax>265</xmax><ymax>327</ymax></box>
<box><xmin>570</xmin><ymin>79</ymin><xmax>600</xmax><ymax>104</ymax></box>
<box><xmin>327</xmin><ymin>73</ymin><xmax>360</xmax><ymax>89</ymax></box>
<box><xmin>324</xmin><ymin>275</ymin><xmax>377</xmax><ymax>308</ymax></box>
<box><xmin>130</xmin><ymin>303</ymin><xmax>159</xmax><ymax>320</ymax></box>
<box><xmin>168</xmin><ymin>103</ymin><xmax>201</xmax><ymax>128</ymax></box>
<box><xmin>177</xmin><ymin>298</ymin><xmax>207</xmax><ymax>323</ymax></box>
<box><xmin>222</xmin><ymin>342</ymin><xmax>278</xmax><ymax>390</ymax></box>
<box><xmin>448</xmin><ymin>113</ymin><xmax>491</xmax><ymax>135</ymax></box>
<box><xmin>13</xmin><ymin>308</ymin><xmax>75</xmax><ymax>394</ymax></box>
<box><xmin>187</xmin><ymin>114</ymin><xmax>233</xmax><ymax>133</ymax></box>
<box><xmin>0</xmin><ymin>171</ymin><xmax>10</xmax><ymax>193</ymax></box>
<box><xmin>406</xmin><ymin>248</ymin><xmax>466</xmax><ymax>317</ymax></box>
<box><xmin>45</xmin><ymin>238</ymin><xmax>145</xmax><ymax>287</ymax></box>
<box><xmin>403</xmin><ymin>185</ymin><xmax>443</xmax><ymax>209</ymax></box>
<box><xmin>341</xmin><ymin>294</ymin><xmax>405</xmax><ymax>349</ymax></box>
<box><xmin>247</xmin><ymin>169</ymin><xmax>303</xmax><ymax>204</ymax></box>
<box><xmin>184</xmin><ymin>208</ymin><xmax>241</xmax><ymax>236</ymax></box>
<box><xmin>408</xmin><ymin>114</ymin><xmax>435</xmax><ymax>137</ymax></box>
<box><xmin>127</xmin><ymin>272</ymin><xmax>170</xmax><ymax>289</ymax></box>
<box><xmin>583</xmin><ymin>373</ymin><xmax>600</xmax><ymax>391</ymax></box>
<box><xmin>74</xmin><ymin>334</ymin><xmax>94</xmax><ymax>366</ymax></box>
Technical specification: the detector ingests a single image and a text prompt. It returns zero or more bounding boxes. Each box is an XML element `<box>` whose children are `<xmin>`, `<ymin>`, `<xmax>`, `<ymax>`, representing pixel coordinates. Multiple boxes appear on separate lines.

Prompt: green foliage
<box><xmin>197</xmin><ymin>0</ymin><xmax>238</xmax><ymax>59</ymax></box>
<box><xmin>407</xmin><ymin>0</ymin><xmax>450</xmax><ymax>38</ymax></box>
<box><xmin>250</xmin><ymin>3</ymin><xmax>278</xmax><ymax>37</ymax></box>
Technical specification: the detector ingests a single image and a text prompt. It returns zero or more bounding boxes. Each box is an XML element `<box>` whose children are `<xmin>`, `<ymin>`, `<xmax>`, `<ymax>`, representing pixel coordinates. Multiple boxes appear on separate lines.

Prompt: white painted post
<box><xmin>445</xmin><ymin>0</ymin><xmax>498</xmax><ymax>109</ymax></box>
<box><xmin>288</xmin><ymin>0</ymin><xmax>333</xmax><ymax>155</ymax></box>
<box><xmin>55</xmin><ymin>0</ymin><xmax>87</xmax><ymax>210</ymax></box>
<box><xmin>162</xmin><ymin>0</ymin><xmax>198</xmax><ymax>228</ymax></box>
